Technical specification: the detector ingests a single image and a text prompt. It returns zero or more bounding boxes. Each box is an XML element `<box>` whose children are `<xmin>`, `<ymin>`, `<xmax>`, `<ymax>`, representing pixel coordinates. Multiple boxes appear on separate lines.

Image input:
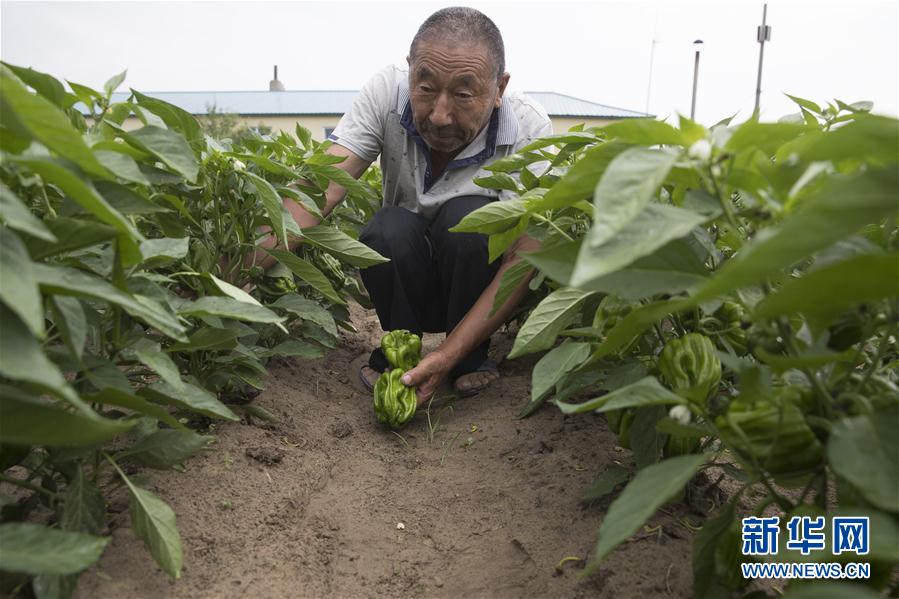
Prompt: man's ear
<box><xmin>495</xmin><ymin>72</ymin><xmax>510</xmax><ymax>108</ymax></box>
<box><xmin>406</xmin><ymin>55</ymin><xmax>411</xmax><ymax>68</ymax></box>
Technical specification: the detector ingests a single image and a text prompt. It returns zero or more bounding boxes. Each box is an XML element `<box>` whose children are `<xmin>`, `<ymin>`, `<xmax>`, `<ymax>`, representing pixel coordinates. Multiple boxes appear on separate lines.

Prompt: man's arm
<box><xmin>248</xmin><ymin>143</ymin><xmax>372</xmax><ymax>273</ymax></box>
<box><xmin>401</xmin><ymin>233</ymin><xmax>539</xmax><ymax>402</ymax></box>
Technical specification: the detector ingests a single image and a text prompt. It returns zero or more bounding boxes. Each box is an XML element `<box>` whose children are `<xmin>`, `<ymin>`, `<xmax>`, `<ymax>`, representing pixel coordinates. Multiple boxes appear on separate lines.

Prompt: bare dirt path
<box><xmin>76</xmin><ymin>304</ymin><xmax>697</xmax><ymax>598</ymax></box>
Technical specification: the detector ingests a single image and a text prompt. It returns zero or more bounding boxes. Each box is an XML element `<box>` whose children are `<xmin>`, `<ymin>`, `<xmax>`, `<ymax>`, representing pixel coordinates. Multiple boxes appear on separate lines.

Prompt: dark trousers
<box><xmin>359</xmin><ymin>196</ymin><xmax>501</xmax><ymax>379</ymax></box>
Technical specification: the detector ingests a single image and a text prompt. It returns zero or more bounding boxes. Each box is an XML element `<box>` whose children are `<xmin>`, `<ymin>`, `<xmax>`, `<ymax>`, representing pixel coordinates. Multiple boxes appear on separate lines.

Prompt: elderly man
<box><xmin>275</xmin><ymin>7</ymin><xmax>551</xmax><ymax>402</ymax></box>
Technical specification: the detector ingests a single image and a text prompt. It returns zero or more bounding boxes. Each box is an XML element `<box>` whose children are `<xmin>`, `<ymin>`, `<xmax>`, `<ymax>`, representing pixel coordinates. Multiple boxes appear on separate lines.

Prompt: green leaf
<box><xmin>0</xmin><ymin>65</ymin><xmax>110</xmax><ymax>179</ymax></box>
<box><xmin>115</xmin><ymin>471</ymin><xmax>182</xmax><ymax>579</ymax></box>
<box><xmin>109</xmin><ymin>123</ymin><xmax>199</xmax><ymax>183</ymax></box>
<box><xmin>692</xmin><ymin>501</ymin><xmax>736</xmax><ymax>599</ymax></box>
<box><xmin>50</xmin><ymin>296</ymin><xmax>87</xmax><ymax>361</ymax></box>
<box><xmin>784</xmin><ymin>93</ymin><xmax>822</xmax><ymax>114</ymax></box>
<box><xmin>755</xmin><ymin>254</ymin><xmax>899</xmax><ymax>334</ymax></box>
<box><xmin>175</xmin><ymin>296</ymin><xmax>285</xmax><ymax>324</ymax></box>
<box><xmin>595</xmin><ymin>299</ymin><xmax>689</xmax><ymax>359</ymax></box>
<box><xmin>103</xmin><ymin>69</ymin><xmax>127</xmax><ymax>97</ymax></box>
<box><xmin>139</xmin><ymin>381</ymin><xmax>239</xmax><ymax>422</ymax></box>
<box><xmin>581</xmin><ymin>239</ymin><xmax>709</xmax><ymax>299</ymax></box>
<box><xmin>82</xmin><ymin>387</ymin><xmax>184</xmax><ymax>429</ymax></box>
<box><xmin>631</xmin><ymin>406</ymin><xmax>667</xmax><ymax>470</ymax></box>
<box><xmin>584</xmin><ymin>454</ymin><xmax>707</xmax><ymax>573</ymax></box>
<box><xmin>94</xmin><ymin>181</ymin><xmax>163</xmax><ymax>215</ymax></box>
<box><xmin>531</xmin><ymin>141</ymin><xmax>628</xmax><ymax>211</ymax></box>
<box><xmin>242</xmin><ymin>171</ymin><xmax>287</xmax><ymax>246</ymax></box>
<box><xmin>827</xmin><ymin>411</ymin><xmax>898</xmax><ymax>513</ymax></box>
<box><xmin>27</xmin><ymin>217</ymin><xmax>115</xmax><ymax>259</ymax></box>
<box><xmin>139</xmin><ymin>237</ymin><xmax>189</xmax><ymax>264</ymax></box>
<box><xmin>519</xmin><ymin>238</ymin><xmax>579</xmax><ymax>285</ymax></box>
<box><xmin>601</xmin><ymin>118</ymin><xmax>686</xmax><ymax>146</ymax></box>
<box><xmin>590</xmin><ymin>147</ymin><xmax>678</xmax><ymax>246</ymax></box>
<box><xmin>305</xmin><ymin>163</ymin><xmax>375</xmax><ymax>199</ymax></box>
<box><xmin>473</xmin><ymin>173</ymin><xmax>521</xmax><ymax>193</ymax></box>
<box><xmin>0</xmin><ymin>181</ymin><xmax>56</xmax><ymax>242</ymax></box>
<box><xmin>777</xmin><ymin>114</ymin><xmax>899</xmax><ymax>166</ymax></box>
<box><xmin>582</xmin><ymin>464</ymin><xmax>631</xmax><ymax>501</ymax></box>
<box><xmin>33</xmin><ymin>264</ymin><xmax>187</xmax><ymax>342</ymax></box>
<box><xmin>61</xmin><ymin>466</ymin><xmax>106</xmax><ymax>535</ymax></box>
<box><xmin>490</xmin><ymin>259</ymin><xmax>532</xmax><ymax>316</ymax></box>
<box><xmin>0</xmin><ymin>523</ymin><xmax>108</xmax><ymax>575</ymax></box>
<box><xmin>449</xmin><ymin>199</ymin><xmax>528</xmax><ymax>234</ymax></box>
<box><xmin>130</xmin><ymin>338</ymin><xmax>183</xmax><ymax>390</ymax></box>
<box><xmin>0</xmin><ymin>62</ymin><xmax>72</xmax><ymax>108</ymax></box>
<box><xmin>300</xmin><ymin>225</ymin><xmax>389</xmax><ymax>267</ymax></box>
<box><xmin>572</xmin><ymin>203</ymin><xmax>708</xmax><ymax>288</ymax></box>
<box><xmin>508</xmin><ymin>287</ymin><xmax>594</xmax><ymax>359</ymax></box>
<box><xmin>677</xmin><ymin>114</ymin><xmax>708</xmax><ymax>145</ymax></box>
<box><xmin>167</xmin><ymin>327</ymin><xmax>240</xmax><ymax>352</ymax></box>
<box><xmin>10</xmin><ymin>157</ymin><xmax>142</xmax><ymax>252</ymax></box>
<box><xmin>487</xmin><ymin>215</ymin><xmax>528</xmax><ymax>263</ymax></box>
<box><xmin>0</xmin><ymin>386</ymin><xmax>135</xmax><ymax>446</ymax></box>
<box><xmin>0</xmin><ymin>227</ymin><xmax>44</xmax><ymax>338</ymax></box>
<box><xmin>725</xmin><ymin>121</ymin><xmax>811</xmax><ymax>155</ymax></box>
<box><xmin>264</xmin><ymin>249</ymin><xmax>344</xmax><ymax>305</ymax></box>
<box><xmin>121</xmin><ymin>429</ymin><xmax>212</xmax><ymax>470</ymax></box>
<box><xmin>94</xmin><ymin>150</ymin><xmax>152</xmax><ymax>185</ymax></box>
<box><xmin>295</xmin><ymin>123</ymin><xmax>312</xmax><ymax>149</ymax></box>
<box><xmin>555</xmin><ymin>376</ymin><xmax>685</xmax><ymax>415</ymax></box>
<box><xmin>131</xmin><ymin>90</ymin><xmax>204</xmax><ymax>152</ymax></box>
<box><xmin>691</xmin><ymin>169</ymin><xmax>899</xmax><ymax>304</ymax></box>
<box><xmin>529</xmin><ymin>341</ymin><xmax>591</xmax><ymax>407</ymax></box>
<box><xmin>518</xmin><ymin>131</ymin><xmax>600</xmax><ymax>152</ymax></box>
<box><xmin>271</xmin><ymin>295</ymin><xmax>338</xmax><ymax>338</ymax></box>
<box><xmin>0</xmin><ymin>305</ymin><xmax>88</xmax><ymax>412</ymax></box>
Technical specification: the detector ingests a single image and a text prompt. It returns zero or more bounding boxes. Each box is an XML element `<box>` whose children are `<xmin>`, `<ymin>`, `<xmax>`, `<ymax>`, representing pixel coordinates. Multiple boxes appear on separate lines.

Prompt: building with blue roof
<box><xmin>107</xmin><ymin>75</ymin><xmax>650</xmax><ymax>140</ymax></box>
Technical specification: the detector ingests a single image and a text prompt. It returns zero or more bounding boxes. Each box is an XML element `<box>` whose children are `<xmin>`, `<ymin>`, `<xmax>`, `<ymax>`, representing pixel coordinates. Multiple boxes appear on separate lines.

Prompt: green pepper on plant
<box><xmin>658</xmin><ymin>333</ymin><xmax>722</xmax><ymax>408</ymax></box>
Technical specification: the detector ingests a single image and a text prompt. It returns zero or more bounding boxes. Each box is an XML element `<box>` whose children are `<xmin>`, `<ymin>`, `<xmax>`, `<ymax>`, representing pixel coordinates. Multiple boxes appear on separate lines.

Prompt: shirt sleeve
<box><xmin>328</xmin><ymin>65</ymin><xmax>396</xmax><ymax>162</ymax></box>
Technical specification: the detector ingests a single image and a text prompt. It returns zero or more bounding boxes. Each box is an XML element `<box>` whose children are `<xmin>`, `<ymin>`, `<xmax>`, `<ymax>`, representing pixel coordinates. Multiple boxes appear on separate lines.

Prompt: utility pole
<box><xmin>754</xmin><ymin>3</ymin><xmax>772</xmax><ymax>115</ymax></box>
<box><xmin>645</xmin><ymin>37</ymin><xmax>657</xmax><ymax>115</ymax></box>
<box><xmin>690</xmin><ymin>40</ymin><xmax>703</xmax><ymax>120</ymax></box>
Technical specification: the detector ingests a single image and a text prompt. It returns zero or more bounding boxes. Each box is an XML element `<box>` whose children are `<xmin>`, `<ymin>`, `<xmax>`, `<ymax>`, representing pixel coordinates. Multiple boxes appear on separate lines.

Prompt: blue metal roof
<box><xmin>108</xmin><ymin>90</ymin><xmax>649</xmax><ymax>119</ymax></box>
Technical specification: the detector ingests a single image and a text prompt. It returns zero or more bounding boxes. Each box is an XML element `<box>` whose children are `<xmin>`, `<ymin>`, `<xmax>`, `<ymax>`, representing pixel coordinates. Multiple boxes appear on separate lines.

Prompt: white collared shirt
<box><xmin>329</xmin><ymin>64</ymin><xmax>553</xmax><ymax>220</ymax></box>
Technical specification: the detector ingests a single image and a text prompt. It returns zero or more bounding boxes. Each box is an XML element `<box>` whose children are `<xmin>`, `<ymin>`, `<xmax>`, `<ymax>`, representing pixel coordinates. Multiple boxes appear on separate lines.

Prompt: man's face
<box><xmin>407</xmin><ymin>37</ymin><xmax>509</xmax><ymax>155</ymax></box>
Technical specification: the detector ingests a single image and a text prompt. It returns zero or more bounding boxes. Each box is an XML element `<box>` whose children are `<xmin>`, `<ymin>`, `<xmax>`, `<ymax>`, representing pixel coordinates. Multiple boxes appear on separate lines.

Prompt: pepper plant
<box><xmin>0</xmin><ymin>62</ymin><xmax>386</xmax><ymax>597</ymax></box>
<box><xmin>453</xmin><ymin>98</ymin><xmax>898</xmax><ymax>595</ymax></box>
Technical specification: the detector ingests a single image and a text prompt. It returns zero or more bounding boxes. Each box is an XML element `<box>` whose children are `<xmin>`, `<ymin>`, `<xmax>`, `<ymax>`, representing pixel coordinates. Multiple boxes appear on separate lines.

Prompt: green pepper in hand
<box><xmin>373</xmin><ymin>369</ymin><xmax>418</xmax><ymax>429</ymax></box>
<box><xmin>381</xmin><ymin>330</ymin><xmax>422</xmax><ymax>371</ymax></box>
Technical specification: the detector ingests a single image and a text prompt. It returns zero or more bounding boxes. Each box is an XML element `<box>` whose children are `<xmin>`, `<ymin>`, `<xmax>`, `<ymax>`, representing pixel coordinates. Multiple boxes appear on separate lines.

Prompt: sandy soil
<box><xmin>75</xmin><ymin>303</ymin><xmax>702</xmax><ymax>599</ymax></box>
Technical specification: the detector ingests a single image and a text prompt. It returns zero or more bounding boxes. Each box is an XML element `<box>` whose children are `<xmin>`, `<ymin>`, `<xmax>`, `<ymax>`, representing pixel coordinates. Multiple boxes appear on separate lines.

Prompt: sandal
<box><xmin>453</xmin><ymin>360</ymin><xmax>499</xmax><ymax>398</ymax></box>
<box><xmin>359</xmin><ymin>364</ymin><xmax>383</xmax><ymax>393</ymax></box>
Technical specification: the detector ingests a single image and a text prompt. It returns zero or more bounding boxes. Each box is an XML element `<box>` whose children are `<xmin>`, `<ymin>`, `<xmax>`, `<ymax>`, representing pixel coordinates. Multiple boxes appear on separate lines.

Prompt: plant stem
<box><xmin>0</xmin><ymin>474</ymin><xmax>60</xmax><ymax>500</ymax></box>
<box><xmin>533</xmin><ymin>213</ymin><xmax>573</xmax><ymax>242</ymax></box>
<box><xmin>853</xmin><ymin>318</ymin><xmax>897</xmax><ymax>395</ymax></box>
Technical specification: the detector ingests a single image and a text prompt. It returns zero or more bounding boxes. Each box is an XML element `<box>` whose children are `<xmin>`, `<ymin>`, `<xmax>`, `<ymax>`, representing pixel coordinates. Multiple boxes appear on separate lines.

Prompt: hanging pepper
<box><xmin>658</xmin><ymin>333</ymin><xmax>722</xmax><ymax>407</ymax></box>
<box><xmin>715</xmin><ymin>389</ymin><xmax>823</xmax><ymax>488</ymax></box>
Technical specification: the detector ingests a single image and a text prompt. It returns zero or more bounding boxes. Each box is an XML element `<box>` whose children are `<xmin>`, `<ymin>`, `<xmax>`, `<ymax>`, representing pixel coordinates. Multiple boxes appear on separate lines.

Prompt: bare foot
<box><xmin>360</xmin><ymin>365</ymin><xmax>382</xmax><ymax>390</ymax></box>
<box><xmin>453</xmin><ymin>369</ymin><xmax>500</xmax><ymax>394</ymax></box>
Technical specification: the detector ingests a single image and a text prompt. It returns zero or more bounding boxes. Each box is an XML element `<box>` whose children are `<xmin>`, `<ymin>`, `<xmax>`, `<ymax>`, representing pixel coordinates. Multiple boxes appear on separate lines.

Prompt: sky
<box><xmin>1</xmin><ymin>0</ymin><xmax>897</xmax><ymax>126</ymax></box>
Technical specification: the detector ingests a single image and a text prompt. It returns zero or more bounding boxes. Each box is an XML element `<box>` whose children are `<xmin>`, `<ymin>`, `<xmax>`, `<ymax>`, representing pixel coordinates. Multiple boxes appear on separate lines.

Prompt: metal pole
<box><xmin>646</xmin><ymin>38</ymin><xmax>657</xmax><ymax>115</ymax></box>
<box><xmin>690</xmin><ymin>45</ymin><xmax>701</xmax><ymax>120</ymax></box>
<box><xmin>754</xmin><ymin>4</ymin><xmax>771</xmax><ymax>115</ymax></box>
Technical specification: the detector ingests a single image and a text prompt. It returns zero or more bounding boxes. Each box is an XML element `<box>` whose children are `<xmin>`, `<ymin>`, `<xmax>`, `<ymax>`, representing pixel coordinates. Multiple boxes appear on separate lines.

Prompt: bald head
<box><xmin>409</xmin><ymin>7</ymin><xmax>506</xmax><ymax>81</ymax></box>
